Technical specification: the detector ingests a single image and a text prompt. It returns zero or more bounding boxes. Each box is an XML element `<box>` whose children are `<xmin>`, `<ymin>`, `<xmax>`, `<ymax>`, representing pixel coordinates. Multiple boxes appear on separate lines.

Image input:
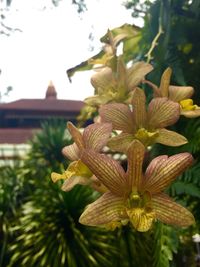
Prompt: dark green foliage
<box><xmin>181</xmin><ymin>118</ymin><xmax>200</xmax><ymax>155</ymax></box>
<box><xmin>8</xmin><ymin>185</ymin><xmax>117</xmax><ymax>267</ymax></box>
<box><xmin>111</xmin><ymin>223</ymin><xmax>179</xmax><ymax>267</ymax></box>
<box><xmin>124</xmin><ymin>1</ymin><xmax>200</xmax><ymax>265</ymax></box>
<box><xmin>27</xmin><ymin>120</ymin><xmax>71</xmax><ymax>170</ymax></box>
<box><xmin>0</xmin><ymin>120</ymin><xmax>118</xmax><ymax>267</ymax></box>
<box><xmin>141</xmin><ymin>0</ymin><xmax>200</xmax><ymax>94</ymax></box>
<box><xmin>1</xmin><ymin>119</ymin><xmax>191</xmax><ymax>267</ymax></box>
<box><xmin>0</xmin><ymin>162</ymin><xmax>28</xmax><ymax>267</ymax></box>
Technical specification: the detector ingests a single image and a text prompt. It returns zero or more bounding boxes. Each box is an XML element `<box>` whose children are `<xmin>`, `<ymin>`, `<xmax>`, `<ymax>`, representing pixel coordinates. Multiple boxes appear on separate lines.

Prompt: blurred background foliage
<box><xmin>1</xmin><ymin>0</ymin><xmax>200</xmax><ymax>266</ymax></box>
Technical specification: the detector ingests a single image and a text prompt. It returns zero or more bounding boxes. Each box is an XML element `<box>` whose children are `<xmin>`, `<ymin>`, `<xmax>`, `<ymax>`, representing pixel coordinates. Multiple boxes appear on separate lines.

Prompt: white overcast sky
<box><xmin>0</xmin><ymin>0</ymin><xmax>141</xmax><ymax>102</ymax></box>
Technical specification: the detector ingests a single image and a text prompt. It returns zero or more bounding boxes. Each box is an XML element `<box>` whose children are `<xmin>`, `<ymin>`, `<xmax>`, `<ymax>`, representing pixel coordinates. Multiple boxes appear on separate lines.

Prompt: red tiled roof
<box><xmin>0</xmin><ymin>99</ymin><xmax>84</xmax><ymax>112</ymax></box>
<box><xmin>0</xmin><ymin>128</ymin><xmax>40</xmax><ymax>144</ymax></box>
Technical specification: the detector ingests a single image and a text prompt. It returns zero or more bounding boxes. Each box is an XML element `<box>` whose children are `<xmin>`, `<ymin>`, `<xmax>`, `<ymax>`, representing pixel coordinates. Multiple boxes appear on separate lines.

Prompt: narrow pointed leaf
<box><xmin>81</xmin><ymin>149</ymin><xmax>127</xmax><ymax>196</ymax></box>
<box><xmin>148</xmin><ymin>98</ymin><xmax>180</xmax><ymax>129</ymax></box>
<box><xmin>99</xmin><ymin>103</ymin><xmax>135</xmax><ymax>133</ymax></box>
<box><xmin>152</xmin><ymin>193</ymin><xmax>195</xmax><ymax>227</ymax></box>
<box><xmin>79</xmin><ymin>192</ymin><xmax>125</xmax><ymax>226</ymax></box>
<box><xmin>155</xmin><ymin>128</ymin><xmax>188</xmax><ymax>146</ymax></box>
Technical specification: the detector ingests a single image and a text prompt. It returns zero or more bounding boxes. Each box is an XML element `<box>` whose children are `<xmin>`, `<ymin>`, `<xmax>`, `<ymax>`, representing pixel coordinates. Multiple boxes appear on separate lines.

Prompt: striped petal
<box><xmin>84</xmin><ymin>95</ymin><xmax>113</xmax><ymax>106</ymax></box>
<box><xmin>131</xmin><ymin>88</ymin><xmax>147</xmax><ymax>128</ymax></box>
<box><xmin>83</xmin><ymin>122</ymin><xmax>112</xmax><ymax>151</ymax></box>
<box><xmin>144</xmin><ymin>155</ymin><xmax>168</xmax><ymax>184</ymax></box>
<box><xmin>181</xmin><ymin>108</ymin><xmax>200</xmax><ymax>118</ymax></box>
<box><xmin>152</xmin><ymin>193</ymin><xmax>195</xmax><ymax>227</ymax></box>
<box><xmin>127</xmin><ymin>61</ymin><xmax>153</xmax><ymax>90</ymax></box>
<box><xmin>67</xmin><ymin>122</ymin><xmax>84</xmax><ymax>150</ymax></box>
<box><xmin>90</xmin><ymin>67</ymin><xmax>113</xmax><ymax>92</ymax></box>
<box><xmin>61</xmin><ymin>176</ymin><xmax>90</xmax><ymax>191</ymax></box>
<box><xmin>107</xmin><ymin>133</ymin><xmax>134</xmax><ymax>153</ymax></box>
<box><xmin>79</xmin><ymin>192</ymin><xmax>126</xmax><ymax>226</ymax></box>
<box><xmin>62</xmin><ymin>143</ymin><xmax>79</xmax><ymax>160</ymax></box>
<box><xmin>81</xmin><ymin>149</ymin><xmax>127</xmax><ymax>196</ymax></box>
<box><xmin>126</xmin><ymin>140</ymin><xmax>145</xmax><ymax>190</ymax></box>
<box><xmin>99</xmin><ymin>103</ymin><xmax>135</xmax><ymax>133</ymax></box>
<box><xmin>169</xmin><ymin>86</ymin><xmax>194</xmax><ymax>102</ymax></box>
<box><xmin>143</xmin><ymin>153</ymin><xmax>193</xmax><ymax>194</ymax></box>
<box><xmin>148</xmin><ymin>98</ymin><xmax>180</xmax><ymax>129</ymax></box>
<box><xmin>159</xmin><ymin>67</ymin><xmax>172</xmax><ymax>97</ymax></box>
<box><xmin>155</xmin><ymin>128</ymin><xmax>188</xmax><ymax>146</ymax></box>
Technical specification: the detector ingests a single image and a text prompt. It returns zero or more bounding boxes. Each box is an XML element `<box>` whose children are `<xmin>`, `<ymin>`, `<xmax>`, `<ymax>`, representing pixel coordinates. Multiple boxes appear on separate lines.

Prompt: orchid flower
<box><xmin>79</xmin><ymin>140</ymin><xmax>195</xmax><ymax>232</ymax></box>
<box><xmin>99</xmin><ymin>87</ymin><xmax>187</xmax><ymax>153</ymax></box>
<box><xmin>84</xmin><ymin>58</ymin><xmax>153</xmax><ymax>106</ymax></box>
<box><xmin>51</xmin><ymin>122</ymin><xmax>112</xmax><ymax>191</ymax></box>
<box><xmin>146</xmin><ymin>67</ymin><xmax>200</xmax><ymax>118</ymax></box>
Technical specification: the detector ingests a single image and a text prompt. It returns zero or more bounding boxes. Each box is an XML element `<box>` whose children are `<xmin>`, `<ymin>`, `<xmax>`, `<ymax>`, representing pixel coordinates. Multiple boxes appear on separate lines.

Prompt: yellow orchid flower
<box><xmin>99</xmin><ymin>87</ymin><xmax>187</xmax><ymax>153</ymax></box>
<box><xmin>79</xmin><ymin>140</ymin><xmax>195</xmax><ymax>232</ymax></box>
<box><xmin>147</xmin><ymin>67</ymin><xmax>200</xmax><ymax>118</ymax></box>
<box><xmin>84</xmin><ymin>58</ymin><xmax>153</xmax><ymax>106</ymax></box>
<box><xmin>51</xmin><ymin>122</ymin><xmax>112</xmax><ymax>191</ymax></box>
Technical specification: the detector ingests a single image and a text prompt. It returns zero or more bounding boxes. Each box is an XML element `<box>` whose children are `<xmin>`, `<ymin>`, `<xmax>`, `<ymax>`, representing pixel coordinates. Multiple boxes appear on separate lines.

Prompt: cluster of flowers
<box><xmin>51</xmin><ymin>29</ymin><xmax>200</xmax><ymax>231</ymax></box>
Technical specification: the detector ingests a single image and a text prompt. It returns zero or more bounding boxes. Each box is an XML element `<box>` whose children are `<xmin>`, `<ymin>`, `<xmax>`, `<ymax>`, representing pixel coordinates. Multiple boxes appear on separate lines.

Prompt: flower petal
<box><xmin>148</xmin><ymin>98</ymin><xmax>180</xmax><ymax>129</ymax></box>
<box><xmin>79</xmin><ymin>192</ymin><xmax>126</xmax><ymax>226</ymax></box>
<box><xmin>90</xmin><ymin>175</ymin><xmax>108</xmax><ymax>193</ymax></box>
<box><xmin>126</xmin><ymin>140</ymin><xmax>145</xmax><ymax>190</ymax></box>
<box><xmin>91</xmin><ymin>67</ymin><xmax>113</xmax><ymax>92</ymax></box>
<box><xmin>67</xmin><ymin>122</ymin><xmax>84</xmax><ymax>150</ymax></box>
<box><xmin>127</xmin><ymin>61</ymin><xmax>153</xmax><ymax>90</ymax></box>
<box><xmin>126</xmin><ymin>207</ymin><xmax>155</xmax><ymax>232</ymax></box>
<box><xmin>62</xmin><ymin>143</ymin><xmax>80</xmax><ymax>161</ymax></box>
<box><xmin>81</xmin><ymin>149</ymin><xmax>127</xmax><ymax>196</ymax></box>
<box><xmin>159</xmin><ymin>67</ymin><xmax>172</xmax><ymax>97</ymax></box>
<box><xmin>144</xmin><ymin>155</ymin><xmax>168</xmax><ymax>183</ymax></box>
<box><xmin>84</xmin><ymin>95</ymin><xmax>113</xmax><ymax>106</ymax></box>
<box><xmin>155</xmin><ymin>128</ymin><xmax>188</xmax><ymax>146</ymax></box>
<box><xmin>152</xmin><ymin>193</ymin><xmax>195</xmax><ymax>227</ymax></box>
<box><xmin>181</xmin><ymin>108</ymin><xmax>200</xmax><ymax>118</ymax></box>
<box><xmin>131</xmin><ymin>88</ymin><xmax>147</xmax><ymax>128</ymax></box>
<box><xmin>143</xmin><ymin>153</ymin><xmax>194</xmax><ymax>194</ymax></box>
<box><xmin>61</xmin><ymin>176</ymin><xmax>90</xmax><ymax>191</ymax></box>
<box><xmin>99</xmin><ymin>103</ymin><xmax>135</xmax><ymax>133</ymax></box>
<box><xmin>52</xmin><ymin>160</ymin><xmax>91</xmax><ymax>183</ymax></box>
<box><xmin>107</xmin><ymin>133</ymin><xmax>134</xmax><ymax>153</ymax></box>
<box><xmin>83</xmin><ymin>122</ymin><xmax>112</xmax><ymax>151</ymax></box>
<box><xmin>51</xmin><ymin>172</ymin><xmax>66</xmax><ymax>183</ymax></box>
<box><xmin>169</xmin><ymin>86</ymin><xmax>194</xmax><ymax>102</ymax></box>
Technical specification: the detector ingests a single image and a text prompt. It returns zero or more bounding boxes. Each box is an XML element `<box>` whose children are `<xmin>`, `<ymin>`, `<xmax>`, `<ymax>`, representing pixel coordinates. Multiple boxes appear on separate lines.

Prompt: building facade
<box><xmin>0</xmin><ymin>82</ymin><xmax>84</xmax><ymax>164</ymax></box>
